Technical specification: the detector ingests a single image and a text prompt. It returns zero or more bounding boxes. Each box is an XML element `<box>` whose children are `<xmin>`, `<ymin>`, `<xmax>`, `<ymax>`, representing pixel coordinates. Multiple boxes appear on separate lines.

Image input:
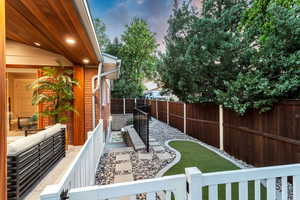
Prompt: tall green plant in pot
<box><xmin>29</xmin><ymin>67</ymin><xmax>79</xmax><ymax>123</ymax></box>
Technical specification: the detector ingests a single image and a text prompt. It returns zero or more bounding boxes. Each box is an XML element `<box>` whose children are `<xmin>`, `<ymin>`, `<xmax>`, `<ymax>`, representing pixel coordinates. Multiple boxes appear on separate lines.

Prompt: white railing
<box><xmin>65</xmin><ymin>164</ymin><xmax>300</xmax><ymax>200</ymax></box>
<box><xmin>186</xmin><ymin>164</ymin><xmax>300</xmax><ymax>200</ymax></box>
<box><xmin>69</xmin><ymin>174</ymin><xmax>186</xmax><ymax>200</ymax></box>
<box><xmin>40</xmin><ymin>120</ymin><xmax>105</xmax><ymax>200</ymax></box>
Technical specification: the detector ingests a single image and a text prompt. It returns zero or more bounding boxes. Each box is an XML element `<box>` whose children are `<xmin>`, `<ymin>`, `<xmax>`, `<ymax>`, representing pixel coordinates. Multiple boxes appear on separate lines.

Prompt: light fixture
<box><xmin>83</xmin><ymin>58</ymin><xmax>90</xmax><ymax>64</ymax></box>
<box><xmin>65</xmin><ymin>38</ymin><xmax>76</xmax><ymax>45</ymax></box>
<box><xmin>34</xmin><ymin>42</ymin><xmax>41</xmax><ymax>46</ymax></box>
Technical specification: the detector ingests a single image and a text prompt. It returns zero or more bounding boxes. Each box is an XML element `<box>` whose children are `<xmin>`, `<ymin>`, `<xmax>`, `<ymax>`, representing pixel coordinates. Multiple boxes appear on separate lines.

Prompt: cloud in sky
<box><xmin>88</xmin><ymin>0</ymin><xmax>201</xmax><ymax>51</ymax></box>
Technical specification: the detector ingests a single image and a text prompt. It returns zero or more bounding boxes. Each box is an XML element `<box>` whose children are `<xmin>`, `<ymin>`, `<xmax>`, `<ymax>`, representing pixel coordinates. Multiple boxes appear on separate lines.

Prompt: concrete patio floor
<box><xmin>24</xmin><ymin>145</ymin><xmax>82</xmax><ymax>200</ymax></box>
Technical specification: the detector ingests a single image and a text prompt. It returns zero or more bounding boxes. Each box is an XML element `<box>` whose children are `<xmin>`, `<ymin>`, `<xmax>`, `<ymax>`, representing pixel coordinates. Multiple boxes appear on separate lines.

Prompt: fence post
<box><xmin>219</xmin><ymin>105</ymin><xmax>224</xmax><ymax>150</ymax></box>
<box><xmin>167</xmin><ymin>100</ymin><xmax>169</xmax><ymax>125</ymax></box>
<box><xmin>135</xmin><ymin>98</ymin><xmax>137</xmax><ymax>106</ymax></box>
<box><xmin>156</xmin><ymin>99</ymin><xmax>158</xmax><ymax>119</ymax></box>
<box><xmin>185</xmin><ymin>167</ymin><xmax>203</xmax><ymax>200</ymax></box>
<box><xmin>184</xmin><ymin>103</ymin><xmax>187</xmax><ymax>134</ymax></box>
<box><xmin>123</xmin><ymin>98</ymin><xmax>126</xmax><ymax>115</ymax></box>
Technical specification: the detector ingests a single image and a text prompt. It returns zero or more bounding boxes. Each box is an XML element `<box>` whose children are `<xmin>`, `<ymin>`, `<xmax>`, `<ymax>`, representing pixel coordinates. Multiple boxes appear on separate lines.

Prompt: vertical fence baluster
<box><xmin>281</xmin><ymin>176</ymin><xmax>287</xmax><ymax>200</ymax></box>
<box><xmin>209</xmin><ymin>185</ymin><xmax>218</xmax><ymax>200</ymax></box>
<box><xmin>254</xmin><ymin>180</ymin><xmax>261</xmax><ymax>200</ymax></box>
<box><xmin>146</xmin><ymin>192</ymin><xmax>156</xmax><ymax>200</ymax></box>
<box><xmin>226</xmin><ymin>183</ymin><xmax>231</xmax><ymax>200</ymax></box>
<box><xmin>239</xmin><ymin>181</ymin><xmax>248</xmax><ymax>200</ymax></box>
<box><xmin>294</xmin><ymin>175</ymin><xmax>300</xmax><ymax>200</ymax></box>
<box><xmin>267</xmin><ymin>178</ymin><xmax>276</xmax><ymax>200</ymax></box>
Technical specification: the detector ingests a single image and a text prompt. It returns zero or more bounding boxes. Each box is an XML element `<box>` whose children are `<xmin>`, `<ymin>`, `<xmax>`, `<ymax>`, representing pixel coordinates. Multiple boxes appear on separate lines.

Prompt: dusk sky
<box><xmin>87</xmin><ymin>0</ymin><xmax>201</xmax><ymax>51</ymax></box>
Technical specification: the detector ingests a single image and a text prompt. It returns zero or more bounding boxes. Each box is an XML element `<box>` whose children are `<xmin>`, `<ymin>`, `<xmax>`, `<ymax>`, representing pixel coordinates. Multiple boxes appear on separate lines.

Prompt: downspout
<box><xmin>92</xmin><ymin>63</ymin><xmax>121</xmax><ymax>128</ymax></box>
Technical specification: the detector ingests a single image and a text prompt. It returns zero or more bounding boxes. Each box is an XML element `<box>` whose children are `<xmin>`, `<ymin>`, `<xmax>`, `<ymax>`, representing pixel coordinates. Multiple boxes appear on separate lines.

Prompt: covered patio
<box><xmin>0</xmin><ymin>0</ymin><xmax>120</xmax><ymax>199</ymax></box>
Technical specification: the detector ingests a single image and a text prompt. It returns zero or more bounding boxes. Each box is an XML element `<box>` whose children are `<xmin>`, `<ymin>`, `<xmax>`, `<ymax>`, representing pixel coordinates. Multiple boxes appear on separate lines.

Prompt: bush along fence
<box><xmin>111</xmin><ymin>99</ymin><xmax>300</xmax><ymax>167</ymax></box>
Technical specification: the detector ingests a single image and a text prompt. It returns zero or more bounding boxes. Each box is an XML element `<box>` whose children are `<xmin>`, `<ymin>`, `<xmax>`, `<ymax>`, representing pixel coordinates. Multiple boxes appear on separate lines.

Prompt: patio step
<box><xmin>122</xmin><ymin>126</ymin><xmax>146</xmax><ymax>151</ymax></box>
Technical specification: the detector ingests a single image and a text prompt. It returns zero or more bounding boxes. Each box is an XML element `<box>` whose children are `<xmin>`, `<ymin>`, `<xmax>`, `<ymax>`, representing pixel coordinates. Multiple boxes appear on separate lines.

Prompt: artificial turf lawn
<box><xmin>164</xmin><ymin>141</ymin><xmax>266</xmax><ymax>200</ymax></box>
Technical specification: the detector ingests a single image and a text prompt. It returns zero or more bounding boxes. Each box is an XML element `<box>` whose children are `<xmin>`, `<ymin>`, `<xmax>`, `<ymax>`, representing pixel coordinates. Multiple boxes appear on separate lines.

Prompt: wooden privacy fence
<box><xmin>111</xmin><ymin>98</ymin><xmax>146</xmax><ymax>114</ymax></box>
<box><xmin>145</xmin><ymin>99</ymin><xmax>300</xmax><ymax>167</ymax></box>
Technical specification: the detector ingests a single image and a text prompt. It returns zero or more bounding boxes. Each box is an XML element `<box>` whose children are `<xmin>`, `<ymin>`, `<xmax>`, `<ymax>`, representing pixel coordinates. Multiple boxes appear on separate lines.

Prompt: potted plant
<box><xmin>29</xmin><ymin>67</ymin><xmax>79</xmax><ymax>143</ymax></box>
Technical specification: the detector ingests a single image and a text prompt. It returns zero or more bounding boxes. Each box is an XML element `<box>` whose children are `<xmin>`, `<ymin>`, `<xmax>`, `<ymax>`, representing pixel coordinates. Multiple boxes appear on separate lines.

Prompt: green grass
<box><xmin>164</xmin><ymin>141</ymin><xmax>266</xmax><ymax>200</ymax></box>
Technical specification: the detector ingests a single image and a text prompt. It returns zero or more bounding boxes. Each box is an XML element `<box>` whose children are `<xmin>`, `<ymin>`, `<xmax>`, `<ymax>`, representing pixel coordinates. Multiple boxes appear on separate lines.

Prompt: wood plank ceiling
<box><xmin>6</xmin><ymin>0</ymin><xmax>99</xmax><ymax>65</ymax></box>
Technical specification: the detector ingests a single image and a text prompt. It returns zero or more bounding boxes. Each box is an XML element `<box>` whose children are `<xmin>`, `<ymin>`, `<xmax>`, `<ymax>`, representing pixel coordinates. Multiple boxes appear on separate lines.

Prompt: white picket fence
<box><xmin>40</xmin><ymin>120</ymin><xmax>105</xmax><ymax>200</ymax></box>
<box><xmin>66</xmin><ymin>164</ymin><xmax>300</xmax><ymax>200</ymax></box>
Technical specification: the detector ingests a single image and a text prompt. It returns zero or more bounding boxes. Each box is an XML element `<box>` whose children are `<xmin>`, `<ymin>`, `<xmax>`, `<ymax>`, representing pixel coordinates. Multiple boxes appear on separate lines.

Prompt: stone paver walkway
<box><xmin>95</xmin><ymin>118</ymin><xmax>254</xmax><ymax>200</ymax></box>
<box><xmin>96</xmin><ymin>118</ymin><xmax>197</xmax><ymax>185</ymax></box>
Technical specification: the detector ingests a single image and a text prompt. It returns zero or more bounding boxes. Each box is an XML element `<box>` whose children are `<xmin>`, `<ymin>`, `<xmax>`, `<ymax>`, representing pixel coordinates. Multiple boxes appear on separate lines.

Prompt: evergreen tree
<box><xmin>112</xmin><ymin>18</ymin><xmax>158</xmax><ymax>98</ymax></box>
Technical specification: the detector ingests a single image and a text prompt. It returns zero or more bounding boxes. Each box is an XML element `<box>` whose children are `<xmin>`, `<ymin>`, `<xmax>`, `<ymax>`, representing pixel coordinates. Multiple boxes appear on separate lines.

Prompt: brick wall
<box><xmin>84</xmin><ymin>68</ymin><xmax>99</xmax><ymax>134</ymax></box>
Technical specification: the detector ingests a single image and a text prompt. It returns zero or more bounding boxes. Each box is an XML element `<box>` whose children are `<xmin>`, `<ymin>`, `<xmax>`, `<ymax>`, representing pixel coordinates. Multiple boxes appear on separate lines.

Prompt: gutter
<box><xmin>73</xmin><ymin>0</ymin><xmax>103</xmax><ymax>62</ymax></box>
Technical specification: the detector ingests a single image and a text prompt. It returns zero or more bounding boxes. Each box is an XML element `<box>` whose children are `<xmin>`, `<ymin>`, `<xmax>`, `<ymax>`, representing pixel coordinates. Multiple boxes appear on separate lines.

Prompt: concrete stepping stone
<box><xmin>116</xmin><ymin>162</ymin><xmax>132</xmax><ymax>172</ymax></box>
<box><xmin>138</xmin><ymin>152</ymin><xmax>153</xmax><ymax>160</ymax></box>
<box><xmin>157</xmin><ymin>152</ymin><xmax>171</xmax><ymax>160</ymax></box>
<box><xmin>150</xmin><ymin>141</ymin><xmax>160</xmax><ymax>146</ymax></box>
<box><xmin>153</xmin><ymin>146</ymin><xmax>165</xmax><ymax>152</ymax></box>
<box><xmin>114</xmin><ymin>174</ymin><xmax>134</xmax><ymax>183</ymax></box>
<box><xmin>110</xmin><ymin>147</ymin><xmax>134</xmax><ymax>153</ymax></box>
<box><xmin>116</xmin><ymin>154</ymin><xmax>130</xmax><ymax>161</ymax></box>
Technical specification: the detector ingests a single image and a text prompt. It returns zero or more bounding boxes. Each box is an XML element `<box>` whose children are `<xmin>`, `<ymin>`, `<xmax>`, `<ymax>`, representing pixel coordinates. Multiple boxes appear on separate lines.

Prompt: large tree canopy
<box><xmin>158</xmin><ymin>1</ymin><xmax>248</xmax><ymax>103</ymax></box>
<box><xmin>94</xmin><ymin>18</ymin><xmax>110</xmax><ymax>50</ymax></box>
<box><xmin>158</xmin><ymin>0</ymin><xmax>300</xmax><ymax>115</ymax></box>
<box><xmin>112</xmin><ymin>18</ymin><xmax>158</xmax><ymax>98</ymax></box>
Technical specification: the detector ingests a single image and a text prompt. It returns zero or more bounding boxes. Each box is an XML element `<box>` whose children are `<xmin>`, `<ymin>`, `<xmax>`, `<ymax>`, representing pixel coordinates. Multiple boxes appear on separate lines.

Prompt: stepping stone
<box><xmin>114</xmin><ymin>174</ymin><xmax>134</xmax><ymax>183</ymax></box>
<box><xmin>110</xmin><ymin>147</ymin><xmax>134</xmax><ymax>153</ymax></box>
<box><xmin>157</xmin><ymin>152</ymin><xmax>171</xmax><ymax>160</ymax></box>
<box><xmin>153</xmin><ymin>146</ymin><xmax>165</xmax><ymax>152</ymax></box>
<box><xmin>138</xmin><ymin>152</ymin><xmax>153</xmax><ymax>160</ymax></box>
<box><xmin>116</xmin><ymin>162</ymin><xmax>132</xmax><ymax>172</ymax></box>
<box><xmin>116</xmin><ymin>154</ymin><xmax>130</xmax><ymax>161</ymax></box>
<box><xmin>150</xmin><ymin>141</ymin><xmax>160</xmax><ymax>146</ymax></box>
